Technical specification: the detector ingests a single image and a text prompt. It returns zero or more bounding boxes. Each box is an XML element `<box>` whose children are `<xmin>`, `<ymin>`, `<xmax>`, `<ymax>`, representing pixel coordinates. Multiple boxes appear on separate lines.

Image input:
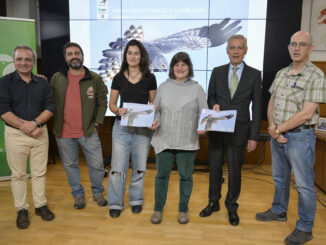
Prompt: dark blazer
<box><xmin>207</xmin><ymin>63</ymin><xmax>262</xmax><ymax>146</ymax></box>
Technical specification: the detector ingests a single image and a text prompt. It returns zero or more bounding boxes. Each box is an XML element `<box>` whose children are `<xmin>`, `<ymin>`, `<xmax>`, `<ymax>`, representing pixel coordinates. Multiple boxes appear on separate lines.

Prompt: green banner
<box><xmin>0</xmin><ymin>17</ymin><xmax>36</xmax><ymax>179</ymax></box>
<box><xmin>0</xmin><ymin>121</ymin><xmax>9</xmax><ymax>177</ymax></box>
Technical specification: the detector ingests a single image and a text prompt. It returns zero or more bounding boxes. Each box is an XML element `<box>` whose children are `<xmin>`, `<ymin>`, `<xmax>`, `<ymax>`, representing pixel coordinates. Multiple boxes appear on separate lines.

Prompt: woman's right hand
<box><xmin>148</xmin><ymin>120</ymin><xmax>160</xmax><ymax>130</ymax></box>
<box><xmin>116</xmin><ymin>108</ymin><xmax>128</xmax><ymax>116</ymax></box>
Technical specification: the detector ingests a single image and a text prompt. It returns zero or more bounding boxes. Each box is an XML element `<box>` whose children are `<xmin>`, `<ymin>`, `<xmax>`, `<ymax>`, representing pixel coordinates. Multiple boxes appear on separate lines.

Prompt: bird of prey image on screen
<box><xmin>123</xmin><ymin>109</ymin><xmax>154</xmax><ymax>126</ymax></box>
<box><xmin>201</xmin><ymin>114</ymin><xmax>234</xmax><ymax>131</ymax></box>
<box><xmin>98</xmin><ymin>18</ymin><xmax>242</xmax><ymax>82</ymax></box>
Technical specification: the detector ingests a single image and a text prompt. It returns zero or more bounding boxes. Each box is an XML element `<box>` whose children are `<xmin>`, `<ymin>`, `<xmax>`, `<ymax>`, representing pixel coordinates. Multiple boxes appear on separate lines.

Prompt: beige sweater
<box><xmin>151</xmin><ymin>78</ymin><xmax>208</xmax><ymax>154</ymax></box>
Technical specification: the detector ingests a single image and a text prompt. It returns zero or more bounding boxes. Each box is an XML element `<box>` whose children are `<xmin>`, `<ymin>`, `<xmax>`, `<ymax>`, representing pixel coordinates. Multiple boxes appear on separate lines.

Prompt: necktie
<box><xmin>230</xmin><ymin>66</ymin><xmax>239</xmax><ymax>98</ymax></box>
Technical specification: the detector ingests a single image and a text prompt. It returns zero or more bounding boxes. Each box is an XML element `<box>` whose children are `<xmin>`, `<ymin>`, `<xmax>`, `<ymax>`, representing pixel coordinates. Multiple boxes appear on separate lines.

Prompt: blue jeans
<box><xmin>56</xmin><ymin>132</ymin><xmax>105</xmax><ymax>198</ymax></box>
<box><xmin>270</xmin><ymin>128</ymin><xmax>316</xmax><ymax>232</ymax></box>
<box><xmin>107</xmin><ymin>119</ymin><xmax>151</xmax><ymax>210</ymax></box>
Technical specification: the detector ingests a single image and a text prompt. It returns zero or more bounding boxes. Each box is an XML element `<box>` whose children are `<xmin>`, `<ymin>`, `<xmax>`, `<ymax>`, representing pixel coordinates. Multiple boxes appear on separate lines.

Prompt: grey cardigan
<box><xmin>151</xmin><ymin>78</ymin><xmax>208</xmax><ymax>154</ymax></box>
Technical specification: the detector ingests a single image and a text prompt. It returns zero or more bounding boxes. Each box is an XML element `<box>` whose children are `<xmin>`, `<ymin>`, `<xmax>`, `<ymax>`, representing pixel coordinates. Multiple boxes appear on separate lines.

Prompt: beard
<box><xmin>67</xmin><ymin>58</ymin><xmax>83</xmax><ymax>69</ymax></box>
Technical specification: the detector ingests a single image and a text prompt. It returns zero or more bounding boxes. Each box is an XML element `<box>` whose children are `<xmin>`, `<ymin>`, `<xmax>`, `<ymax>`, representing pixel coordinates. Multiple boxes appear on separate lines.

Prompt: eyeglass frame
<box><xmin>289</xmin><ymin>42</ymin><xmax>311</xmax><ymax>48</ymax></box>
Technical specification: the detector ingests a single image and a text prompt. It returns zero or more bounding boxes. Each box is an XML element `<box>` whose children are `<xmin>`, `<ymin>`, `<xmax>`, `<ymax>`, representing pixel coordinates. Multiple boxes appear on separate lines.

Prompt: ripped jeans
<box><xmin>107</xmin><ymin>119</ymin><xmax>151</xmax><ymax>210</ymax></box>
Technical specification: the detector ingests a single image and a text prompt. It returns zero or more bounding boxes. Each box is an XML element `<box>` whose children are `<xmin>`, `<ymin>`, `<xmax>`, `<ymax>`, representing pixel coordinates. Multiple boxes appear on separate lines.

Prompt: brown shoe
<box><xmin>35</xmin><ymin>205</ymin><xmax>55</xmax><ymax>221</ymax></box>
<box><xmin>16</xmin><ymin>209</ymin><xmax>29</xmax><ymax>229</ymax></box>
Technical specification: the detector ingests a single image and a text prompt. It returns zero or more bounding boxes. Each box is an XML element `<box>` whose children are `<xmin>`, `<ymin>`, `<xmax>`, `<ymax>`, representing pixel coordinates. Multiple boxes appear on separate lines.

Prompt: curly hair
<box><xmin>62</xmin><ymin>42</ymin><xmax>84</xmax><ymax>56</ymax></box>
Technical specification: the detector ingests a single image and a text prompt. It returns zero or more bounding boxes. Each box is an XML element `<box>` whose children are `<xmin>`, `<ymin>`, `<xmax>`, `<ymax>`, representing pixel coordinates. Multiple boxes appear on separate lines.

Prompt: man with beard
<box><xmin>51</xmin><ymin>42</ymin><xmax>108</xmax><ymax>209</ymax></box>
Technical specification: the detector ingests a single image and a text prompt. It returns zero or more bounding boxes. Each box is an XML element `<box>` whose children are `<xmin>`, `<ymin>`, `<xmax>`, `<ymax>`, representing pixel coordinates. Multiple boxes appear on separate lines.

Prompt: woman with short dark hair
<box><xmin>149</xmin><ymin>52</ymin><xmax>207</xmax><ymax>224</ymax></box>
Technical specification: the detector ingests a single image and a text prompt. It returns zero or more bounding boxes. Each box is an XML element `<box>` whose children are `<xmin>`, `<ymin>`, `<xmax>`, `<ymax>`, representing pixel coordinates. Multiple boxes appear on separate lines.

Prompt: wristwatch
<box><xmin>94</xmin><ymin>124</ymin><xmax>100</xmax><ymax>130</ymax></box>
<box><xmin>33</xmin><ymin>119</ymin><xmax>41</xmax><ymax>128</ymax></box>
<box><xmin>275</xmin><ymin>125</ymin><xmax>280</xmax><ymax>134</ymax></box>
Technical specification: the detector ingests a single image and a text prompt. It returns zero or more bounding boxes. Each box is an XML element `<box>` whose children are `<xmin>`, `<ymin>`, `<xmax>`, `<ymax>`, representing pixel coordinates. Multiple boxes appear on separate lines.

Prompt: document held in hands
<box><xmin>197</xmin><ymin>109</ymin><xmax>237</xmax><ymax>132</ymax></box>
<box><xmin>121</xmin><ymin>103</ymin><xmax>155</xmax><ymax>127</ymax></box>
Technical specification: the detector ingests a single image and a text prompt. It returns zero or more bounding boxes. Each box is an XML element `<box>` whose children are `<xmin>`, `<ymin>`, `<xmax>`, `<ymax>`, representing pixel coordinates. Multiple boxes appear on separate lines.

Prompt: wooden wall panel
<box><xmin>313</xmin><ymin>61</ymin><xmax>326</xmax><ymax>117</ymax></box>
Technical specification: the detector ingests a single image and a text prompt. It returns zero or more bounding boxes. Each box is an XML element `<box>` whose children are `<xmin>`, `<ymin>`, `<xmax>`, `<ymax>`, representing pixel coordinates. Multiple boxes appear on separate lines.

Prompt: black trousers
<box><xmin>208</xmin><ymin>132</ymin><xmax>245</xmax><ymax>212</ymax></box>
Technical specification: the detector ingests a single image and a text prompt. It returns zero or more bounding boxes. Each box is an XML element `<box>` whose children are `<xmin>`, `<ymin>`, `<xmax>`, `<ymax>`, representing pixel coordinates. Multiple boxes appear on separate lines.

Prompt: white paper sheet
<box><xmin>197</xmin><ymin>109</ymin><xmax>237</xmax><ymax>132</ymax></box>
<box><xmin>121</xmin><ymin>103</ymin><xmax>155</xmax><ymax>127</ymax></box>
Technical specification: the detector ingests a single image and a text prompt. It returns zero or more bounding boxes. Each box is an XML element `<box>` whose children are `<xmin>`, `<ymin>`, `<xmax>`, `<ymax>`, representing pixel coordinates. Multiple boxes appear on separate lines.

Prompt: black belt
<box><xmin>5</xmin><ymin>122</ymin><xmax>46</xmax><ymax>130</ymax></box>
<box><xmin>285</xmin><ymin>125</ymin><xmax>314</xmax><ymax>133</ymax></box>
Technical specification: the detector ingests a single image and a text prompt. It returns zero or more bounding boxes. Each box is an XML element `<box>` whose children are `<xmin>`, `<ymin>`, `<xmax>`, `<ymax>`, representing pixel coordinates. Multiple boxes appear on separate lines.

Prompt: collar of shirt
<box><xmin>228</xmin><ymin>62</ymin><xmax>244</xmax><ymax>85</ymax></box>
<box><xmin>285</xmin><ymin>59</ymin><xmax>313</xmax><ymax>77</ymax></box>
<box><xmin>13</xmin><ymin>71</ymin><xmax>40</xmax><ymax>84</ymax></box>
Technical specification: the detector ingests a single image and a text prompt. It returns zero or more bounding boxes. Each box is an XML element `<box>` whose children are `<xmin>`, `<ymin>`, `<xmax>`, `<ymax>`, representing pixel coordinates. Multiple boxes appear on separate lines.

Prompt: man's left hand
<box><xmin>276</xmin><ymin>134</ymin><xmax>288</xmax><ymax>144</ymax></box>
<box><xmin>247</xmin><ymin>140</ymin><xmax>257</xmax><ymax>153</ymax></box>
<box><xmin>30</xmin><ymin>127</ymin><xmax>44</xmax><ymax>138</ymax></box>
<box><xmin>94</xmin><ymin>123</ymin><xmax>99</xmax><ymax>132</ymax></box>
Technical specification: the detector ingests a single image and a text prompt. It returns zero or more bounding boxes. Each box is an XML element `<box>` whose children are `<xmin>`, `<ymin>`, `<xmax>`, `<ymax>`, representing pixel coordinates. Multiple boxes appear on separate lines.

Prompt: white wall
<box><xmin>301</xmin><ymin>0</ymin><xmax>326</xmax><ymax>61</ymax></box>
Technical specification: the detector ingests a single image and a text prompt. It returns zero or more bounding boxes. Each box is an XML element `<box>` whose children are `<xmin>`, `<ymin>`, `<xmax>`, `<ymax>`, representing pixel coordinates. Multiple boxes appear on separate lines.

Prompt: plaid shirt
<box><xmin>269</xmin><ymin>60</ymin><xmax>326</xmax><ymax>125</ymax></box>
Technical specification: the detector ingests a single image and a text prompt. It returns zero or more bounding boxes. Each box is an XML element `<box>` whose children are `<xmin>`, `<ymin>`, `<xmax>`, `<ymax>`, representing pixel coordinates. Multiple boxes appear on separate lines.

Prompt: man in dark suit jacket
<box><xmin>199</xmin><ymin>35</ymin><xmax>262</xmax><ymax>226</ymax></box>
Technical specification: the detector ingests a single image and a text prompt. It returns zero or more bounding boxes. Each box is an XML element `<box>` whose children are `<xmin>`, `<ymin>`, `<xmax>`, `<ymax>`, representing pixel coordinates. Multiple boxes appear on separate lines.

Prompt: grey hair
<box><xmin>227</xmin><ymin>35</ymin><xmax>247</xmax><ymax>48</ymax></box>
<box><xmin>13</xmin><ymin>45</ymin><xmax>37</xmax><ymax>64</ymax></box>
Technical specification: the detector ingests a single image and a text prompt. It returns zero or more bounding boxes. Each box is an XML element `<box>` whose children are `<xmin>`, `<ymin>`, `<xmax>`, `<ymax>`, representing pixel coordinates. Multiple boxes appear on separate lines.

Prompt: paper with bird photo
<box><xmin>198</xmin><ymin>109</ymin><xmax>237</xmax><ymax>132</ymax></box>
<box><xmin>121</xmin><ymin>103</ymin><xmax>155</xmax><ymax>127</ymax></box>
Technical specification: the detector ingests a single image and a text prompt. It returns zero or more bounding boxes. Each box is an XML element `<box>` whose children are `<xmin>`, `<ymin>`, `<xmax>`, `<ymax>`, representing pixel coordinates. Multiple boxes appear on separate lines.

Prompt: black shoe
<box><xmin>74</xmin><ymin>196</ymin><xmax>85</xmax><ymax>209</ymax></box>
<box><xmin>256</xmin><ymin>209</ymin><xmax>287</xmax><ymax>221</ymax></box>
<box><xmin>228</xmin><ymin>211</ymin><xmax>239</xmax><ymax>226</ymax></box>
<box><xmin>131</xmin><ymin>205</ymin><xmax>142</xmax><ymax>214</ymax></box>
<box><xmin>109</xmin><ymin>209</ymin><xmax>121</xmax><ymax>218</ymax></box>
<box><xmin>35</xmin><ymin>205</ymin><xmax>55</xmax><ymax>221</ymax></box>
<box><xmin>199</xmin><ymin>202</ymin><xmax>220</xmax><ymax>217</ymax></box>
<box><xmin>285</xmin><ymin>228</ymin><xmax>313</xmax><ymax>245</ymax></box>
<box><xmin>16</xmin><ymin>209</ymin><xmax>29</xmax><ymax>229</ymax></box>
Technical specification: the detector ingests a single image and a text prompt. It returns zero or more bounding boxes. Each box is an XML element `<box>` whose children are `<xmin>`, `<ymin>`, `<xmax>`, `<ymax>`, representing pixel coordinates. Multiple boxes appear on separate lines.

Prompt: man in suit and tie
<box><xmin>199</xmin><ymin>34</ymin><xmax>262</xmax><ymax>226</ymax></box>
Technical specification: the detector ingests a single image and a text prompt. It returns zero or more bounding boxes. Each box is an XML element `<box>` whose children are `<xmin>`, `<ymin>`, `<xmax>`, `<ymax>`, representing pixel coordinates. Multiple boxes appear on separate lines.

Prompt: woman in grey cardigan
<box><xmin>149</xmin><ymin>52</ymin><xmax>207</xmax><ymax>224</ymax></box>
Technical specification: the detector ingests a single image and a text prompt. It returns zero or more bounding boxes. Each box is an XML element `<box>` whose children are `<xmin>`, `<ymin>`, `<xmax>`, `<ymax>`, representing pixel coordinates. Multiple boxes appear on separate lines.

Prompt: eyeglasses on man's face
<box><xmin>289</xmin><ymin>42</ymin><xmax>310</xmax><ymax>48</ymax></box>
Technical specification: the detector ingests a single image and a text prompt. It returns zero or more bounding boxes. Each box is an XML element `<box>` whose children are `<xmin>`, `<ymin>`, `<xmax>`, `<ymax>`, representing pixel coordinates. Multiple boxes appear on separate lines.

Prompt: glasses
<box><xmin>289</xmin><ymin>42</ymin><xmax>310</xmax><ymax>48</ymax></box>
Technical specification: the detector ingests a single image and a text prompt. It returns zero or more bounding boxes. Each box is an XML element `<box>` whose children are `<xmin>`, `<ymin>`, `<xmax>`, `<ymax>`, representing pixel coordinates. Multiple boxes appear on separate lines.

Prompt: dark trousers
<box><xmin>208</xmin><ymin>132</ymin><xmax>245</xmax><ymax>212</ymax></box>
<box><xmin>154</xmin><ymin>149</ymin><xmax>196</xmax><ymax>212</ymax></box>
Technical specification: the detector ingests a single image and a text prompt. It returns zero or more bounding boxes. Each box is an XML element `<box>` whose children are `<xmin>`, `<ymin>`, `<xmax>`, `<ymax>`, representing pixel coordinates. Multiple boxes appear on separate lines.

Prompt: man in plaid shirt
<box><xmin>256</xmin><ymin>31</ymin><xmax>326</xmax><ymax>245</ymax></box>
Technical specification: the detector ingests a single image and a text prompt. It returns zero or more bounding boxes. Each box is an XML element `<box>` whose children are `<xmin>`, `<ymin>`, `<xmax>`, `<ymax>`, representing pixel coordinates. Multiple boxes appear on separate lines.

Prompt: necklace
<box><xmin>128</xmin><ymin>70</ymin><xmax>141</xmax><ymax>80</ymax></box>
